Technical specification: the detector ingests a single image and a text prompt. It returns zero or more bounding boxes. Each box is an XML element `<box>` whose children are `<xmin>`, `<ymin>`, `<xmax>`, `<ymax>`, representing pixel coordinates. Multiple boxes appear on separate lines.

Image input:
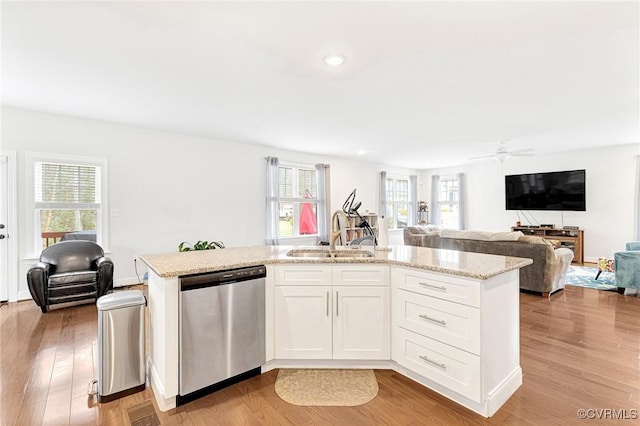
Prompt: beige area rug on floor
<box><xmin>274</xmin><ymin>369</ymin><xmax>379</xmax><ymax>406</ymax></box>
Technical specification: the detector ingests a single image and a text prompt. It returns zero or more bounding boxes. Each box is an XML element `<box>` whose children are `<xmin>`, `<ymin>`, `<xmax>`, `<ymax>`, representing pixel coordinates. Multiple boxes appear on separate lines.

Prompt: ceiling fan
<box><xmin>468</xmin><ymin>141</ymin><xmax>535</xmax><ymax>163</ymax></box>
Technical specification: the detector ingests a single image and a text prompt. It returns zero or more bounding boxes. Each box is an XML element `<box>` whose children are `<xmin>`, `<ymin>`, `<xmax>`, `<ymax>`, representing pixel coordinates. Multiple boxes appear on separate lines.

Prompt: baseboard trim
<box><xmin>392</xmin><ymin>361</ymin><xmax>521</xmax><ymax>418</ymax></box>
<box><xmin>487</xmin><ymin>367</ymin><xmax>522</xmax><ymax>417</ymax></box>
<box><xmin>115</xmin><ymin>276</ymin><xmax>142</xmax><ymax>287</ymax></box>
<box><xmin>148</xmin><ymin>358</ymin><xmax>176</xmax><ymax>412</ymax></box>
<box><xmin>267</xmin><ymin>359</ymin><xmax>391</xmax><ymax>370</ymax></box>
<box><xmin>17</xmin><ymin>290</ymin><xmax>32</xmax><ymax>301</ymax></box>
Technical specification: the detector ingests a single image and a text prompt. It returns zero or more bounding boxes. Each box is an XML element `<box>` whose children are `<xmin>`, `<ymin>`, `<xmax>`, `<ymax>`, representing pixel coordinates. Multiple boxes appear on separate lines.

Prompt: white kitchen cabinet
<box><xmin>274</xmin><ymin>285</ymin><xmax>332</xmax><ymax>359</ymax></box>
<box><xmin>396</xmin><ymin>327</ymin><xmax>482</xmax><ymax>402</ymax></box>
<box><xmin>393</xmin><ymin>286</ymin><xmax>481</xmax><ymax>355</ymax></box>
<box><xmin>273</xmin><ymin>264</ymin><xmax>390</xmax><ymax>360</ymax></box>
<box><xmin>391</xmin><ymin>266</ymin><xmax>521</xmax><ymax>417</ymax></box>
<box><xmin>333</xmin><ymin>286</ymin><xmax>390</xmax><ymax>359</ymax></box>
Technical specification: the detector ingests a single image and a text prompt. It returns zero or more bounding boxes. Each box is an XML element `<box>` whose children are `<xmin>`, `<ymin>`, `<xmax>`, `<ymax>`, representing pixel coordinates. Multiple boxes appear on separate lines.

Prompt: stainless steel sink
<box><xmin>286</xmin><ymin>249</ymin><xmax>375</xmax><ymax>259</ymax></box>
<box><xmin>285</xmin><ymin>249</ymin><xmax>333</xmax><ymax>258</ymax></box>
<box><xmin>332</xmin><ymin>250</ymin><xmax>375</xmax><ymax>258</ymax></box>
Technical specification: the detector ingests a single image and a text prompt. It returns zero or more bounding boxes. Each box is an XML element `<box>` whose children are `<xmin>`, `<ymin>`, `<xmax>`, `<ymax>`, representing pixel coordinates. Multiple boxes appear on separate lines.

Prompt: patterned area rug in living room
<box><xmin>565</xmin><ymin>265</ymin><xmax>617</xmax><ymax>291</ymax></box>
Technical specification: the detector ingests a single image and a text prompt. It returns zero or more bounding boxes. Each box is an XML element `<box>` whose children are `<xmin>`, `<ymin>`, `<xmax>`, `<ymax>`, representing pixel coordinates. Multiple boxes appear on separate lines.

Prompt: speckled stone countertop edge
<box><xmin>140</xmin><ymin>245</ymin><xmax>533</xmax><ymax>281</ymax></box>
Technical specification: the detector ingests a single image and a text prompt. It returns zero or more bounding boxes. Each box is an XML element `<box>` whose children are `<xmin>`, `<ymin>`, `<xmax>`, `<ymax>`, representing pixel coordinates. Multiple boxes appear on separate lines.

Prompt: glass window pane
<box><xmin>397</xmin><ymin>204</ymin><xmax>408</xmax><ymax>228</ymax></box>
<box><xmin>396</xmin><ymin>179</ymin><xmax>408</xmax><ymax>202</ymax></box>
<box><xmin>39</xmin><ymin>209</ymin><xmax>97</xmax><ymax>249</ymax></box>
<box><xmin>298</xmin><ymin>169</ymin><xmax>317</xmax><ymax>198</ymax></box>
<box><xmin>278</xmin><ymin>167</ymin><xmax>293</xmax><ymax>198</ymax></box>
<box><xmin>298</xmin><ymin>201</ymin><xmax>317</xmax><ymax>235</ymax></box>
<box><xmin>278</xmin><ymin>202</ymin><xmax>293</xmax><ymax>237</ymax></box>
<box><xmin>439</xmin><ymin>203</ymin><xmax>459</xmax><ymax>229</ymax></box>
<box><xmin>386</xmin><ymin>204</ymin><xmax>394</xmax><ymax>229</ymax></box>
<box><xmin>386</xmin><ymin>178</ymin><xmax>394</xmax><ymax>202</ymax></box>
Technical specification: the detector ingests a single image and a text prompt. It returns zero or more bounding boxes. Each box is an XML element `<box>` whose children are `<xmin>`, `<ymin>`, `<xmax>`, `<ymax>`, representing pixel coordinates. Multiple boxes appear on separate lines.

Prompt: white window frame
<box><xmin>277</xmin><ymin>161</ymin><xmax>318</xmax><ymax>241</ymax></box>
<box><xmin>438</xmin><ymin>174</ymin><xmax>460</xmax><ymax>230</ymax></box>
<box><xmin>26</xmin><ymin>152</ymin><xmax>109</xmax><ymax>256</ymax></box>
<box><xmin>386</xmin><ymin>174</ymin><xmax>411</xmax><ymax>230</ymax></box>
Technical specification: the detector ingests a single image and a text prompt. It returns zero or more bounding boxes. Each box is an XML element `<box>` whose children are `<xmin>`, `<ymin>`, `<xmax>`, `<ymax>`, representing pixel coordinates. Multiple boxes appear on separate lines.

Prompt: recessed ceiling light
<box><xmin>357</xmin><ymin>149</ymin><xmax>366</xmax><ymax>156</ymax></box>
<box><xmin>324</xmin><ymin>54</ymin><xmax>347</xmax><ymax>66</ymax></box>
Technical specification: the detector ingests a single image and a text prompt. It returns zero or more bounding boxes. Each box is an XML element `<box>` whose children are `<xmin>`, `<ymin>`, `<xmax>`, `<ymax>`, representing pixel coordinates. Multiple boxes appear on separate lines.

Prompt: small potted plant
<box><xmin>178</xmin><ymin>240</ymin><xmax>225</xmax><ymax>252</ymax></box>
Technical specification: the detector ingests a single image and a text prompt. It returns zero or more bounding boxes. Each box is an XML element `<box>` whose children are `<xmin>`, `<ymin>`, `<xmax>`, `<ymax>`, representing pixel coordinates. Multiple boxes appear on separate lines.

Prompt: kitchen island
<box><xmin>141</xmin><ymin>245</ymin><xmax>532</xmax><ymax>417</ymax></box>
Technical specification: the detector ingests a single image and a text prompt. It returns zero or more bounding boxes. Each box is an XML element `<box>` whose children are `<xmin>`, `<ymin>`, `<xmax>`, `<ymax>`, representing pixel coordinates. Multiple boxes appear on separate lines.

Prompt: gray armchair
<box><xmin>27</xmin><ymin>241</ymin><xmax>113</xmax><ymax>313</ymax></box>
<box><xmin>614</xmin><ymin>242</ymin><xmax>640</xmax><ymax>291</ymax></box>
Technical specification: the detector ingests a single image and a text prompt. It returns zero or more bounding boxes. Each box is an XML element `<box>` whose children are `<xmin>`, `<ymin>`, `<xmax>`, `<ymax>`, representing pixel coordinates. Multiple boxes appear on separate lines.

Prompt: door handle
<box><xmin>0</xmin><ymin>235</ymin><xmax>5</xmax><ymax>240</ymax></box>
<box><xmin>0</xmin><ymin>224</ymin><xmax>5</xmax><ymax>229</ymax></box>
<box><xmin>335</xmin><ymin>291</ymin><xmax>339</xmax><ymax>317</ymax></box>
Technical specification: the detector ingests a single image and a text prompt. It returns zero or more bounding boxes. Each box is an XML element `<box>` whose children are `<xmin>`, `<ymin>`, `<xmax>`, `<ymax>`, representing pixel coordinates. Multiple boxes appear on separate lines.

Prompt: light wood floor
<box><xmin>1</xmin><ymin>285</ymin><xmax>639</xmax><ymax>425</ymax></box>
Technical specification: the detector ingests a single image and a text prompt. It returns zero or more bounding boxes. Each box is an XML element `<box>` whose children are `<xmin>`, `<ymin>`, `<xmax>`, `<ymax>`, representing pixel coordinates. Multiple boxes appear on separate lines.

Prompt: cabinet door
<box><xmin>333</xmin><ymin>286</ymin><xmax>390</xmax><ymax>360</ymax></box>
<box><xmin>274</xmin><ymin>286</ymin><xmax>332</xmax><ymax>359</ymax></box>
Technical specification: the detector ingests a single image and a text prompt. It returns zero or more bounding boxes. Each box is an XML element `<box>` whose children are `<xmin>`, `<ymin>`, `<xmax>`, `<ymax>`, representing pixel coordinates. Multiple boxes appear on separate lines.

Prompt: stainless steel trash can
<box><xmin>97</xmin><ymin>289</ymin><xmax>146</xmax><ymax>403</ymax></box>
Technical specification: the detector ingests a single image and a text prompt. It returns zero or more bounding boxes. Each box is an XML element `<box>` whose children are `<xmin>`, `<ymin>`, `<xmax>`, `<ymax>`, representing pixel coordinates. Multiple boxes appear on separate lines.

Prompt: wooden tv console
<box><xmin>511</xmin><ymin>226</ymin><xmax>584</xmax><ymax>264</ymax></box>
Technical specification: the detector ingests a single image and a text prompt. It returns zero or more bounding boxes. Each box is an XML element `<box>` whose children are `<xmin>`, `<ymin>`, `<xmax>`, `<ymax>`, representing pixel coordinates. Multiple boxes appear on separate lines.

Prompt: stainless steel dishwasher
<box><xmin>178</xmin><ymin>265</ymin><xmax>266</xmax><ymax>405</ymax></box>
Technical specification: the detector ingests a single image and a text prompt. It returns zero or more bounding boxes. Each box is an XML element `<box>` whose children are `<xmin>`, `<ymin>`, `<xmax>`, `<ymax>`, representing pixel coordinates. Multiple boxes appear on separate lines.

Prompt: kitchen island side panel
<box><xmin>148</xmin><ymin>270</ymin><xmax>180</xmax><ymax>411</ymax></box>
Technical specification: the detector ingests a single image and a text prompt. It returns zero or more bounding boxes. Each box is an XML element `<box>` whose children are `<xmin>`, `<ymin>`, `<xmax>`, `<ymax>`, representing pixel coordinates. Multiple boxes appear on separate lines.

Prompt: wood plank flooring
<box><xmin>1</xmin><ymin>284</ymin><xmax>639</xmax><ymax>425</ymax></box>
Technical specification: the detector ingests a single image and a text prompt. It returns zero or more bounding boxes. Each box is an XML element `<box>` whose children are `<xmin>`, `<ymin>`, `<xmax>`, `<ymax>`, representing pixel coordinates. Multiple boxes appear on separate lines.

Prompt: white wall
<box><xmin>421</xmin><ymin>143</ymin><xmax>639</xmax><ymax>262</ymax></box>
<box><xmin>2</xmin><ymin>107</ymin><xmax>415</xmax><ymax>300</ymax></box>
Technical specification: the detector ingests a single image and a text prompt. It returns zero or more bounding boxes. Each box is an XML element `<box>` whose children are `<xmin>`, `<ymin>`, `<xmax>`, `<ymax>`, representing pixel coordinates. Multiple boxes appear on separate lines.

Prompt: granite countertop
<box><xmin>140</xmin><ymin>245</ymin><xmax>533</xmax><ymax>281</ymax></box>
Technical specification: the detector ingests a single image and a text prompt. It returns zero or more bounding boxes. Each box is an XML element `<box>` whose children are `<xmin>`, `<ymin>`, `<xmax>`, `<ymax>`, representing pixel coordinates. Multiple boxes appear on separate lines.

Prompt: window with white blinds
<box><xmin>277</xmin><ymin>164</ymin><xmax>318</xmax><ymax>238</ymax></box>
<box><xmin>35</xmin><ymin>162</ymin><xmax>101</xmax><ymax>208</ymax></box>
<box><xmin>28</xmin><ymin>153</ymin><xmax>107</xmax><ymax>252</ymax></box>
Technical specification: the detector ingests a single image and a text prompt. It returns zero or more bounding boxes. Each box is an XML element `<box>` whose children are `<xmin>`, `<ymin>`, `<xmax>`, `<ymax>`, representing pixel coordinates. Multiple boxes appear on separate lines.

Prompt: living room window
<box><xmin>27</xmin><ymin>153</ymin><xmax>108</xmax><ymax>254</ymax></box>
<box><xmin>438</xmin><ymin>177</ymin><xmax>459</xmax><ymax>229</ymax></box>
<box><xmin>434</xmin><ymin>173</ymin><xmax>466</xmax><ymax>230</ymax></box>
<box><xmin>385</xmin><ymin>176</ymin><xmax>410</xmax><ymax>229</ymax></box>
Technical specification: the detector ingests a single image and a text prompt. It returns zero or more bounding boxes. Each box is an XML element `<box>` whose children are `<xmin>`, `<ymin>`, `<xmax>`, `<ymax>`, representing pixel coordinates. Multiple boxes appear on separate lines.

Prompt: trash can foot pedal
<box><xmin>87</xmin><ymin>379</ymin><xmax>98</xmax><ymax>396</ymax></box>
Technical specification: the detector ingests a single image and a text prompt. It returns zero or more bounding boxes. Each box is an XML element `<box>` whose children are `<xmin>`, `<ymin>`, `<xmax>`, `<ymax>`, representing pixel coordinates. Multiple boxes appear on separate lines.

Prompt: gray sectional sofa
<box><xmin>404</xmin><ymin>226</ymin><xmax>574</xmax><ymax>296</ymax></box>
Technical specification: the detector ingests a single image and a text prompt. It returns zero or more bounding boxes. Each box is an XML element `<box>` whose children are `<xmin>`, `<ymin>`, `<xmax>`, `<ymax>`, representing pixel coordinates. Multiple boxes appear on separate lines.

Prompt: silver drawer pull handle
<box><xmin>418</xmin><ymin>282</ymin><xmax>447</xmax><ymax>291</ymax></box>
<box><xmin>418</xmin><ymin>314</ymin><xmax>447</xmax><ymax>326</ymax></box>
<box><xmin>419</xmin><ymin>355</ymin><xmax>447</xmax><ymax>370</ymax></box>
<box><xmin>326</xmin><ymin>291</ymin><xmax>330</xmax><ymax>317</ymax></box>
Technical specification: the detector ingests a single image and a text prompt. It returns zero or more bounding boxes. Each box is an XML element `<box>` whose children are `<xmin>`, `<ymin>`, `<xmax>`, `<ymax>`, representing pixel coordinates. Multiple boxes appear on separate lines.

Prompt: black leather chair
<box><xmin>27</xmin><ymin>241</ymin><xmax>114</xmax><ymax>313</ymax></box>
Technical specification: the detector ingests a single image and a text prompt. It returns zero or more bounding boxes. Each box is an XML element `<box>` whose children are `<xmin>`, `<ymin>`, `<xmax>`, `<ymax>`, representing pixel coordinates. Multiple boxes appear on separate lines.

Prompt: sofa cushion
<box><xmin>406</xmin><ymin>225</ymin><xmax>440</xmax><ymax>234</ymax></box>
<box><xmin>517</xmin><ymin>235</ymin><xmax>552</xmax><ymax>245</ymax></box>
<box><xmin>49</xmin><ymin>271</ymin><xmax>98</xmax><ymax>287</ymax></box>
<box><xmin>440</xmin><ymin>229</ymin><xmax>523</xmax><ymax>242</ymax></box>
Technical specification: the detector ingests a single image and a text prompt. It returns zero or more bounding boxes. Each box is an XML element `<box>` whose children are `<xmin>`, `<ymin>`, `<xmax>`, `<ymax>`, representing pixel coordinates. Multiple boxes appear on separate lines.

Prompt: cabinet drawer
<box><xmin>395</xmin><ymin>327</ymin><xmax>481</xmax><ymax>403</ymax></box>
<box><xmin>274</xmin><ymin>265</ymin><xmax>332</xmax><ymax>285</ymax></box>
<box><xmin>393</xmin><ymin>268</ymin><xmax>480</xmax><ymax>307</ymax></box>
<box><xmin>394</xmin><ymin>289</ymin><xmax>480</xmax><ymax>355</ymax></box>
<box><xmin>332</xmin><ymin>264</ymin><xmax>389</xmax><ymax>286</ymax></box>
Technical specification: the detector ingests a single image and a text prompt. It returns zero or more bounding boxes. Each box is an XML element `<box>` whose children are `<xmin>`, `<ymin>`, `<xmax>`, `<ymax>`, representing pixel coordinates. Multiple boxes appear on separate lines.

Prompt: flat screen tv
<box><xmin>505</xmin><ymin>170</ymin><xmax>586</xmax><ymax>211</ymax></box>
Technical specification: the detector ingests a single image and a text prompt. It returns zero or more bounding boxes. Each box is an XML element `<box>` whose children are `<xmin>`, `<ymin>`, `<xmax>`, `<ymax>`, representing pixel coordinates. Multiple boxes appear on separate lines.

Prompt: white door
<box><xmin>274</xmin><ymin>285</ymin><xmax>333</xmax><ymax>359</ymax></box>
<box><xmin>0</xmin><ymin>154</ymin><xmax>10</xmax><ymax>302</ymax></box>
<box><xmin>333</xmin><ymin>286</ymin><xmax>391</xmax><ymax>360</ymax></box>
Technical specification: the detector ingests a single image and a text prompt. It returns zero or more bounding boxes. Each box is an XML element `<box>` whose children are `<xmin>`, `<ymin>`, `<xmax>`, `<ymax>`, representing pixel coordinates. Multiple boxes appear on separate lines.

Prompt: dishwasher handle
<box><xmin>180</xmin><ymin>265</ymin><xmax>266</xmax><ymax>291</ymax></box>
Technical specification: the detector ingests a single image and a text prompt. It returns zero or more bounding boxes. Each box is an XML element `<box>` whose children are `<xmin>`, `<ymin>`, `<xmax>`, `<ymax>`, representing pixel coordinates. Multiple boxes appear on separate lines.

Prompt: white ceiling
<box><xmin>2</xmin><ymin>1</ymin><xmax>639</xmax><ymax>169</ymax></box>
